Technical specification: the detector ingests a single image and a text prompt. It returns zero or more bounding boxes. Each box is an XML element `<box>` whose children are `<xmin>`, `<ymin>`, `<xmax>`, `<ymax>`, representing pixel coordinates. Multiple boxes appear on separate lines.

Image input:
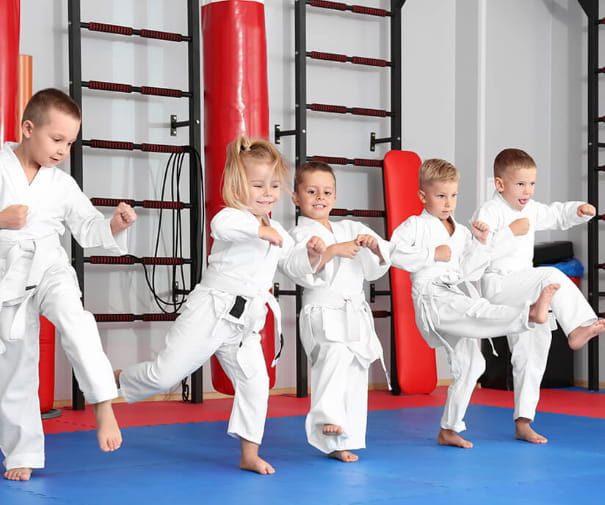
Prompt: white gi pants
<box><xmin>0</xmin><ymin>264</ymin><xmax>117</xmax><ymax>471</ymax></box>
<box><xmin>304</xmin><ymin>312</ymin><xmax>369</xmax><ymax>454</ymax></box>
<box><xmin>440</xmin><ymin>337</ymin><xmax>485</xmax><ymax>432</ymax></box>
<box><xmin>482</xmin><ymin>266</ymin><xmax>597</xmax><ymax>420</ymax></box>
<box><xmin>119</xmin><ymin>285</ymin><xmax>270</xmax><ymax>445</ymax></box>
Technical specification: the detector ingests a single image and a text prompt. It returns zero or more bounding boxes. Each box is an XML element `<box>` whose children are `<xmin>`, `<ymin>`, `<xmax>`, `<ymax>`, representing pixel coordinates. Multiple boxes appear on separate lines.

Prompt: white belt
<box><xmin>303</xmin><ymin>289</ymin><xmax>365</xmax><ymax>343</ymax></box>
<box><xmin>200</xmin><ymin>270</ymin><xmax>284</xmax><ymax>366</ymax></box>
<box><xmin>0</xmin><ymin>235</ymin><xmax>63</xmax><ymax>354</ymax></box>
<box><xmin>303</xmin><ymin>288</ymin><xmax>391</xmax><ymax>389</ymax></box>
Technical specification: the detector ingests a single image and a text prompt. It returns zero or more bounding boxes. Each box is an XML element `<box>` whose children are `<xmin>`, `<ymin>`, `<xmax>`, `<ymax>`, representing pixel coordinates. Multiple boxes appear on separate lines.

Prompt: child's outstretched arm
<box><xmin>110</xmin><ymin>202</ymin><xmax>137</xmax><ymax>235</ymax></box>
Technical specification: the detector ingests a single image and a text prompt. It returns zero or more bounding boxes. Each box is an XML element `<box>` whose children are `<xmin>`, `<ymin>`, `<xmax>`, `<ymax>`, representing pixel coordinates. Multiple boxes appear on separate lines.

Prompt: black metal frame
<box><xmin>67</xmin><ymin>0</ymin><xmax>203</xmax><ymax>408</ymax></box>
<box><xmin>579</xmin><ymin>0</ymin><xmax>600</xmax><ymax>391</ymax></box>
<box><xmin>291</xmin><ymin>0</ymin><xmax>406</xmax><ymax>397</ymax></box>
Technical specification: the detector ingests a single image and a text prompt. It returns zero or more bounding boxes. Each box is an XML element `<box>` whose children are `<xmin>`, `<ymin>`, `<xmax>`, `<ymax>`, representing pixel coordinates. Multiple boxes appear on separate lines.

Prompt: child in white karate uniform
<box><xmin>116</xmin><ymin>136</ymin><xmax>323</xmax><ymax>474</ymax></box>
<box><xmin>0</xmin><ymin>88</ymin><xmax>137</xmax><ymax>481</ymax></box>
<box><xmin>289</xmin><ymin>161</ymin><xmax>390</xmax><ymax>463</ymax></box>
<box><xmin>390</xmin><ymin>158</ymin><xmax>558</xmax><ymax>448</ymax></box>
<box><xmin>473</xmin><ymin>148</ymin><xmax>605</xmax><ymax>444</ymax></box>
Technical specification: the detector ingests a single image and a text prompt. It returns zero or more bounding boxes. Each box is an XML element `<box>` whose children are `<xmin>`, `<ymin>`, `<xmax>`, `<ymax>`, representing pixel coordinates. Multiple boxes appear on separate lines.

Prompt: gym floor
<box><xmin>2</xmin><ymin>387</ymin><xmax>604</xmax><ymax>505</ymax></box>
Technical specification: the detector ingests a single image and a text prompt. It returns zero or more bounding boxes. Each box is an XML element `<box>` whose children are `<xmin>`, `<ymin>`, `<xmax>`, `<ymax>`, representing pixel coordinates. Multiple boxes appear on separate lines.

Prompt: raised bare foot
<box><xmin>568</xmin><ymin>320</ymin><xmax>605</xmax><ymax>350</ymax></box>
<box><xmin>515</xmin><ymin>418</ymin><xmax>548</xmax><ymax>444</ymax></box>
<box><xmin>437</xmin><ymin>428</ymin><xmax>473</xmax><ymax>448</ymax></box>
<box><xmin>4</xmin><ymin>468</ymin><xmax>33</xmax><ymax>481</ymax></box>
<box><xmin>323</xmin><ymin>424</ymin><xmax>344</xmax><ymax>436</ymax></box>
<box><xmin>528</xmin><ymin>284</ymin><xmax>560</xmax><ymax>324</ymax></box>
<box><xmin>328</xmin><ymin>450</ymin><xmax>359</xmax><ymax>463</ymax></box>
<box><xmin>93</xmin><ymin>400</ymin><xmax>122</xmax><ymax>452</ymax></box>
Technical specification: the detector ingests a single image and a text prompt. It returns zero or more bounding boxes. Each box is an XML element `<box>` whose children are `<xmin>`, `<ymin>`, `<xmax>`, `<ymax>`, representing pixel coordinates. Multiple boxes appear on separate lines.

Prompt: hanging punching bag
<box><xmin>202</xmin><ymin>0</ymin><xmax>275</xmax><ymax>395</ymax></box>
<box><xmin>0</xmin><ymin>0</ymin><xmax>20</xmax><ymax>145</ymax></box>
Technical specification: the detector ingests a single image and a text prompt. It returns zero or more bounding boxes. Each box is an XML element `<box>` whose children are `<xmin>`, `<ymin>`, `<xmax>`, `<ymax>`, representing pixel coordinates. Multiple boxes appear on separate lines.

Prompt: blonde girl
<box><xmin>117</xmin><ymin>136</ymin><xmax>323</xmax><ymax>474</ymax></box>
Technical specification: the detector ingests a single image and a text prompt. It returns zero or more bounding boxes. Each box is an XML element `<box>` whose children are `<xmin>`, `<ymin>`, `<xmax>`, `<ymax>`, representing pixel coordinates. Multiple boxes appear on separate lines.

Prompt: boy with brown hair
<box><xmin>390</xmin><ymin>158</ymin><xmax>559</xmax><ymax>448</ymax></box>
<box><xmin>474</xmin><ymin>147</ymin><xmax>605</xmax><ymax>444</ymax></box>
<box><xmin>0</xmin><ymin>88</ymin><xmax>136</xmax><ymax>480</ymax></box>
<box><xmin>289</xmin><ymin>161</ymin><xmax>390</xmax><ymax>463</ymax></box>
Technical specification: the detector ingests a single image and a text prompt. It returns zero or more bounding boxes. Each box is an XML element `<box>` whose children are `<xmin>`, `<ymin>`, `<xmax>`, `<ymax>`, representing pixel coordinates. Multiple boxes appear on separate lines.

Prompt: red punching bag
<box><xmin>202</xmin><ymin>0</ymin><xmax>275</xmax><ymax>395</ymax></box>
<box><xmin>0</xmin><ymin>0</ymin><xmax>20</xmax><ymax>145</ymax></box>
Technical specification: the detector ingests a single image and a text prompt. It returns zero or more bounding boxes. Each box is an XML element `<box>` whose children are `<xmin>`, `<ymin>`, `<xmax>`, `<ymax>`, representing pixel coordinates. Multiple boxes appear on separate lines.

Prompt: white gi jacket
<box><xmin>289</xmin><ymin>217</ymin><xmax>390</xmax><ymax>368</ymax></box>
<box><xmin>475</xmin><ymin>191</ymin><xmax>590</xmax><ymax>283</ymax></box>
<box><xmin>0</xmin><ymin>142</ymin><xmax>127</xmax><ymax>353</ymax></box>
<box><xmin>390</xmin><ymin>210</ymin><xmax>492</xmax><ymax>350</ymax></box>
<box><xmin>201</xmin><ymin>207</ymin><xmax>314</xmax><ymax>368</ymax></box>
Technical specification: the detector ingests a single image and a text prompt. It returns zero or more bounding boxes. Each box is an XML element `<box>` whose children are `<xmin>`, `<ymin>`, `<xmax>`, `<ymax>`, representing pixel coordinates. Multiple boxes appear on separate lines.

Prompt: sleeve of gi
<box><xmin>211</xmin><ymin>207</ymin><xmax>261</xmax><ymax>242</ymax></box>
<box><xmin>63</xmin><ymin>176</ymin><xmax>127</xmax><ymax>254</ymax></box>
<box><xmin>533</xmin><ymin>200</ymin><xmax>592</xmax><ymax>231</ymax></box>
<box><xmin>389</xmin><ymin>216</ymin><xmax>434</xmax><ymax>272</ymax></box>
<box><xmin>353</xmin><ymin>221</ymin><xmax>391</xmax><ymax>281</ymax></box>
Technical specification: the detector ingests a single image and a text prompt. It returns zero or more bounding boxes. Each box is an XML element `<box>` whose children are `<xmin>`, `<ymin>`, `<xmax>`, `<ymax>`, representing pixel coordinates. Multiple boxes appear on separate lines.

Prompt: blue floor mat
<box><xmin>2</xmin><ymin>405</ymin><xmax>604</xmax><ymax>505</ymax></box>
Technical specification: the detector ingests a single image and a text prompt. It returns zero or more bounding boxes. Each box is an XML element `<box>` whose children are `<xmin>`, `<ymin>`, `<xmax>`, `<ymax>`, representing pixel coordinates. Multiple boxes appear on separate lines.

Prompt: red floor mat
<box><xmin>43</xmin><ymin>387</ymin><xmax>605</xmax><ymax>434</ymax></box>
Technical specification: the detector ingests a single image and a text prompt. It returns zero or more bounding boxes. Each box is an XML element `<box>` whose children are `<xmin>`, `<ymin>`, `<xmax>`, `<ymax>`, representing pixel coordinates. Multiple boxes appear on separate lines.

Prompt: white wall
<box><xmin>17</xmin><ymin>0</ymin><xmax>603</xmax><ymax>402</ymax></box>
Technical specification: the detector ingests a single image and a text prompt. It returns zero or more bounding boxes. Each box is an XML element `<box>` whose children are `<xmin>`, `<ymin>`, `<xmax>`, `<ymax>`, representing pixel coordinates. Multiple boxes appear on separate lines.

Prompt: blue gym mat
<box><xmin>2</xmin><ymin>405</ymin><xmax>604</xmax><ymax>505</ymax></box>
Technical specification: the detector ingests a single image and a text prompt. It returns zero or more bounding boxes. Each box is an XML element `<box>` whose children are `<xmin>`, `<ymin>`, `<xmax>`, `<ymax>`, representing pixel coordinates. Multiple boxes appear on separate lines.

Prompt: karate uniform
<box><xmin>0</xmin><ymin>143</ymin><xmax>127</xmax><ymax>471</ymax></box>
<box><xmin>289</xmin><ymin>217</ymin><xmax>389</xmax><ymax>454</ymax></box>
<box><xmin>119</xmin><ymin>207</ymin><xmax>313</xmax><ymax>445</ymax></box>
<box><xmin>390</xmin><ymin>210</ymin><xmax>532</xmax><ymax>432</ymax></box>
<box><xmin>474</xmin><ymin>191</ymin><xmax>595</xmax><ymax>421</ymax></box>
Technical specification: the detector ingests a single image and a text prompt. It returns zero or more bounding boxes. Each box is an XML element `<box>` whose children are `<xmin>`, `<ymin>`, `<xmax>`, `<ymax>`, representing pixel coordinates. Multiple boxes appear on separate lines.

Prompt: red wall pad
<box><xmin>0</xmin><ymin>0</ymin><xmax>20</xmax><ymax>145</ymax></box>
<box><xmin>383</xmin><ymin>150</ymin><xmax>437</xmax><ymax>394</ymax></box>
<box><xmin>202</xmin><ymin>0</ymin><xmax>275</xmax><ymax>395</ymax></box>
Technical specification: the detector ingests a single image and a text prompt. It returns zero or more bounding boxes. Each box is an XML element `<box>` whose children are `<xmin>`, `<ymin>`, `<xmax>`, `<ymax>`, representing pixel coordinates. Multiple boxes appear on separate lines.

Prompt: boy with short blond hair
<box><xmin>0</xmin><ymin>88</ymin><xmax>136</xmax><ymax>480</ymax></box>
<box><xmin>390</xmin><ymin>158</ymin><xmax>558</xmax><ymax>449</ymax></box>
<box><xmin>474</xmin><ymin>147</ymin><xmax>605</xmax><ymax>444</ymax></box>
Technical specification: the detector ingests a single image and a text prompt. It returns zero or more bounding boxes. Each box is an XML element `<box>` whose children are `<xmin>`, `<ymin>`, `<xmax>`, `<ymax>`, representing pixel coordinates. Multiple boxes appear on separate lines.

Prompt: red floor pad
<box><xmin>43</xmin><ymin>390</ymin><xmax>447</xmax><ymax>434</ymax></box>
<box><xmin>471</xmin><ymin>387</ymin><xmax>605</xmax><ymax>418</ymax></box>
<box><xmin>43</xmin><ymin>387</ymin><xmax>605</xmax><ymax>435</ymax></box>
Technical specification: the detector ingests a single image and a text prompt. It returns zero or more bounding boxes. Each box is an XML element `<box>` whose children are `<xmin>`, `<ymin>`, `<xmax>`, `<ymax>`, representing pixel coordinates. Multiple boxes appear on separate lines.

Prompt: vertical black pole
<box><xmin>583</xmin><ymin>0</ymin><xmax>600</xmax><ymax>391</ymax></box>
<box><xmin>68</xmin><ymin>0</ymin><xmax>86</xmax><ymax>410</ymax></box>
<box><xmin>386</xmin><ymin>0</ymin><xmax>406</xmax><ymax>395</ymax></box>
<box><xmin>188</xmin><ymin>0</ymin><xmax>204</xmax><ymax>403</ymax></box>
<box><xmin>295</xmin><ymin>0</ymin><xmax>308</xmax><ymax>397</ymax></box>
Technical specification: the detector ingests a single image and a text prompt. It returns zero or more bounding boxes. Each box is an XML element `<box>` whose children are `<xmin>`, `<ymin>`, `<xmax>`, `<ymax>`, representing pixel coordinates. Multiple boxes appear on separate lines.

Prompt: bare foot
<box><xmin>323</xmin><ymin>424</ymin><xmax>344</xmax><ymax>436</ymax></box>
<box><xmin>4</xmin><ymin>468</ymin><xmax>32</xmax><ymax>481</ymax></box>
<box><xmin>328</xmin><ymin>450</ymin><xmax>359</xmax><ymax>462</ymax></box>
<box><xmin>568</xmin><ymin>320</ymin><xmax>605</xmax><ymax>350</ymax></box>
<box><xmin>515</xmin><ymin>418</ymin><xmax>548</xmax><ymax>444</ymax></box>
<box><xmin>437</xmin><ymin>428</ymin><xmax>473</xmax><ymax>448</ymax></box>
<box><xmin>528</xmin><ymin>283</ymin><xmax>560</xmax><ymax>323</ymax></box>
<box><xmin>114</xmin><ymin>369</ymin><xmax>121</xmax><ymax>388</ymax></box>
<box><xmin>240</xmin><ymin>439</ymin><xmax>275</xmax><ymax>475</ymax></box>
<box><xmin>93</xmin><ymin>400</ymin><xmax>122</xmax><ymax>452</ymax></box>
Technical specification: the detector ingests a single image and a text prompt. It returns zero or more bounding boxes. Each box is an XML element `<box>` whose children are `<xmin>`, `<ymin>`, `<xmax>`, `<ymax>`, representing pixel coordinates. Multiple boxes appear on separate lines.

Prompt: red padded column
<box><xmin>202</xmin><ymin>0</ymin><xmax>275</xmax><ymax>395</ymax></box>
<box><xmin>0</xmin><ymin>0</ymin><xmax>20</xmax><ymax>145</ymax></box>
<box><xmin>383</xmin><ymin>150</ymin><xmax>437</xmax><ymax>394</ymax></box>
